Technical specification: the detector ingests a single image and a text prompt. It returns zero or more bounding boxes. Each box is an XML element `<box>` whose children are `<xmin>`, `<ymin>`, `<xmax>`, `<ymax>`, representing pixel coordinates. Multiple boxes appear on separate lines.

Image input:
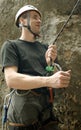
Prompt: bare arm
<box><xmin>4</xmin><ymin>66</ymin><xmax>47</xmax><ymax>90</ymax></box>
<box><xmin>4</xmin><ymin>66</ymin><xmax>71</xmax><ymax>90</ymax></box>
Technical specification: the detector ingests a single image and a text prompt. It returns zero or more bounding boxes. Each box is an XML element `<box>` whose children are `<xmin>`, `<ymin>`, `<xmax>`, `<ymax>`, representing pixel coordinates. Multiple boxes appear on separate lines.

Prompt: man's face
<box><xmin>22</xmin><ymin>11</ymin><xmax>41</xmax><ymax>34</ymax></box>
<box><xmin>19</xmin><ymin>10</ymin><xmax>41</xmax><ymax>35</ymax></box>
<box><xmin>28</xmin><ymin>11</ymin><xmax>42</xmax><ymax>34</ymax></box>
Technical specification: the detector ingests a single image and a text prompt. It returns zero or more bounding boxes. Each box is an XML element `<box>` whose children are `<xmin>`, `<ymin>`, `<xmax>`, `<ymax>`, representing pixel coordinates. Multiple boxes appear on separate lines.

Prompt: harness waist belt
<box><xmin>9</xmin><ymin>122</ymin><xmax>26</xmax><ymax>126</ymax></box>
<box><xmin>8</xmin><ymin>121</ymin><xmax>41</xmax><ymax>129</ymax></box>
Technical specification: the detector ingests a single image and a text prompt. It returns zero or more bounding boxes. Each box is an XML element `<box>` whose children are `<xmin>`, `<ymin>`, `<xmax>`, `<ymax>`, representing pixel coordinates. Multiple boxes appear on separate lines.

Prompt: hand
<box><xmin>45</xmin><ymin>44</ymin><xmax>57</xmax><ymax>65</ymax></box>
<box><xmin>48</xmin><ymin>70</ymin><xmax>71</xmax><ymax>88</ymax></box>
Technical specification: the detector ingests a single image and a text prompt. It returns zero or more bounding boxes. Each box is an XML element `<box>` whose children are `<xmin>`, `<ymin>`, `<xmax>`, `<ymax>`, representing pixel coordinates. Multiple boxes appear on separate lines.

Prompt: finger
<box><xmin>66</xmin><ymin>70</ymin><xmax>71</xmax><ymax>74</ymax></box>
<box><xmin>57</xmin><ymin>82</ymin><xmax>70</xmax><ymax>88</ymax></box>
<box><xmin>59</xmin><ymin>81</ymin><xmax>70</xmax><ymax>88</ymax></box>
<box><xmin>60</xmin><ymin>75</ymin><xmax>71</xmax><ymax>80</ymax></box>
<box><xmin>48</xmin><ymin>45</ymin><xmax>57</xmax><ymax>50</ymax></box>
<box><xmin>62</xmin><ymin>82</ymin><xmax>70</xmax><ymax>88</ymax></box>
<box><xmin>61</xmin><ymin>79</ymin><xmax>70</xmax><ymax>84</ymax></box>
<box><xmin>60</xmin><ymin>71</ymin><xmax>71</xmax><ymax>77</ymax></box>
<box><xmin>48</xmin><ymin>47</ymin><xmax>57</xmax><ymax>54</ymax></box>
<box><xmin>47</xmin><ymin>49</ymin><xmax>57</xmax><ymax>58</ymax></box>
<box><xmin>60</xmin><ymin>76</ymin><xmax>70</xmax><ymax>88</ymax></box>
<box><xmin>48</xmin><ymin>52</ymin><xmax>57</xmax><ymax>58</ymax></box>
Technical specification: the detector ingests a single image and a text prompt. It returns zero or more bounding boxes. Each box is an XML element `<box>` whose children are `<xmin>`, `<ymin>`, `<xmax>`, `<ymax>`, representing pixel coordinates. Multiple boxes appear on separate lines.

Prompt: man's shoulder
<box><xmin>37</xmin><ymin>41</ymin><xmax>48</xmax><ymax>48</ymax></box>
<box><xmin>3</xmin><ymin>39</ymin><xmax>18</xmax><ymax>46</ymax></box>
<box><xmin>1</xmin><ymin>39</ymin><xmax>19</xmax><ymax>53</ymax></box>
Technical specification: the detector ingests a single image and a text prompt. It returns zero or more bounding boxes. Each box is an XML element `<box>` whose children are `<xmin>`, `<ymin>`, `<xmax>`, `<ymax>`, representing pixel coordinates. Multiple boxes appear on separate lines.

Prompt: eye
<box><xmin>33</xmin><ymin>15</ymin><xmax>38</xmax><ymax>20</ymax></box>
<box><xmin>32</xmin><ymin>15</ymin><xmax>41</xmax><ymax>21</ymax></box>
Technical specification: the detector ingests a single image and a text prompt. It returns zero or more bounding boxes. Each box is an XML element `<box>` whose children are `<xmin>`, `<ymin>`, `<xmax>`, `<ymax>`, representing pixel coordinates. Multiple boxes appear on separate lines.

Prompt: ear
<box><xmin>19</xmin><ymin>17</ymin><xmax>28</xmax><ymax>25</ymax></box>
<box><xmin>19</xmin><ymin>17</ymin><xmax>24</xmax><ymax>24</ymax></box>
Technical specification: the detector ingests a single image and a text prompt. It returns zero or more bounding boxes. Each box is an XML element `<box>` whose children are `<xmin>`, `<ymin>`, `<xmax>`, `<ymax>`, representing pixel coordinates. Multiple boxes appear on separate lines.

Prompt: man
<box><xmin>1</xmin><ymin>5</ymin><xmax>71</xmax><ymax>130</ymax></box>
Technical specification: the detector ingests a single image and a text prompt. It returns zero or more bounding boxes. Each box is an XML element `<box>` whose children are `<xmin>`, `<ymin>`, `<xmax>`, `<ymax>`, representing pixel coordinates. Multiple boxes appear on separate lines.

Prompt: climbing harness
<box><xmin>46</xmin><ymin>0</ymin><xmax>80</xmax><ymax>129</ymax></box>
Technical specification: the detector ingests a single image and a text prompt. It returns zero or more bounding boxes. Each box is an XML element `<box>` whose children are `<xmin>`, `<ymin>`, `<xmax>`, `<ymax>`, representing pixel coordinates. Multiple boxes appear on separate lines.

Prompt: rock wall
<box><xmin>0</xmin><ymin>0</ymin><xmax>81</xmax><ymax>130</ymax></box>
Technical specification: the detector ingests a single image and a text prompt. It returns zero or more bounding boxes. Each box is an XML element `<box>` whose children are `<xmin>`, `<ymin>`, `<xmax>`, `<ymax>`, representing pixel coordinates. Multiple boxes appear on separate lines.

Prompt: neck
<box><xmin>20</xmin><ymin>28</ymin><xmax>36</xmax><ymax>42</ymax></box>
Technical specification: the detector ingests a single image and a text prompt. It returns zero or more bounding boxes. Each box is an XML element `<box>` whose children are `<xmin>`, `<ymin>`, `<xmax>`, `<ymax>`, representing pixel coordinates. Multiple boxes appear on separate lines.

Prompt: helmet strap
<box><xmin>27</xmin><ymin>12</ymin><xmax>37</xmax><ymax>37</ymax></box>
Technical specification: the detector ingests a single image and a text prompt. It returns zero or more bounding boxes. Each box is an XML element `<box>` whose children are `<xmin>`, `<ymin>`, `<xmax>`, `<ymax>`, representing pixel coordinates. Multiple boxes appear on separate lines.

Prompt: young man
<box><xmin>1</xmin><ymin>5</ymin><xmax>71</xmax><ymax>130</ymax></box>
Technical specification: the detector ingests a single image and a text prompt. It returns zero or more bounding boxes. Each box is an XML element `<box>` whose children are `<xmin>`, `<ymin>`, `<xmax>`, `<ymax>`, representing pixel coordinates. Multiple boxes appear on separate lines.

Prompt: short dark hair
<box><xmin>18</xmin><ymin>11</ymin><xmax>29</xmax><ymax>26</ymax></box>
<box><xmin>21</xmin><ymin>11</ymin><xmax>28</xmax><ymax>19</ymax></box>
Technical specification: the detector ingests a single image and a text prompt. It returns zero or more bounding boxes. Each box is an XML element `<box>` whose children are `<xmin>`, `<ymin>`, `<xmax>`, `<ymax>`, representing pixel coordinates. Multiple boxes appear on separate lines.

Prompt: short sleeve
<box><xmin>1</xmin><ymin>40</ymin><xmax>19</xmax><ymax>72</ymax></box>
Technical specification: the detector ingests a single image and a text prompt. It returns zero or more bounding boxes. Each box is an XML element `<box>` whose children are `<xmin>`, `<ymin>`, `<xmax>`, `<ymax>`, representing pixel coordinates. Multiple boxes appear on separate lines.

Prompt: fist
<box><xmin>45</xmin><ymin>44</ymin><xmax>57</xmax><ymax>65</ymax></box>
<box><xmin>48</xmin><ymin>70</ymin><xmax>71</xmax><ymax>88</ymax></box>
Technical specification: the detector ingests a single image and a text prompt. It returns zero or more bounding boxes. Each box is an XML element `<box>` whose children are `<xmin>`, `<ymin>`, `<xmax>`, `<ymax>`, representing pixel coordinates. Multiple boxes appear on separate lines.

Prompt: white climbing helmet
<box><xmin>15</xmin><ymin>5</ymin><xmax>41</xmax><ymax>27</ymax></box>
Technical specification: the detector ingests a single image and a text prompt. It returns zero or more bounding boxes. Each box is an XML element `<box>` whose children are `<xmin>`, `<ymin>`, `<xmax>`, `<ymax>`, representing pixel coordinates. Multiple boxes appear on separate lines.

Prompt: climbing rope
<box><xmin>53</xmin><ymin>0</ymin><xmax>80</xmax><ymax>45</ymax></box>
<box><xmin>46</xmin><ymin>0</ymin><xmax>80</xmax><ymax>129</ymax></box>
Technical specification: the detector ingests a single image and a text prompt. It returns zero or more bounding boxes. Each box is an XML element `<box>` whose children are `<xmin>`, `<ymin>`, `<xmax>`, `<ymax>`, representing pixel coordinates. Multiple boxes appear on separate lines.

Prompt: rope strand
<box><xmin>53</xmin><ymin>0</ymin><xmax>80</xmax><ymax>45</ymax></box>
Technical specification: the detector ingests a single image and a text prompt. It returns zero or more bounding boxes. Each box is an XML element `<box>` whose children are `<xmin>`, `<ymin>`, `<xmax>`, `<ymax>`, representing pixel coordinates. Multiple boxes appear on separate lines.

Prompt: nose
<box><xmin>37</xmin><ymin>18</ymin><xmax>41</xmax><ymax>23</ymax></box>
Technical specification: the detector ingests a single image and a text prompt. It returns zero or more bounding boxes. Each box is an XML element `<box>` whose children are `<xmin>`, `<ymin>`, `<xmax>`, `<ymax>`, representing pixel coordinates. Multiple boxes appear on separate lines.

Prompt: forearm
<box><xmin>5</xmin><ymin>71</ymin><xmax>48</xmax><ymax>90</ymax></box>
<box><xmin>4</xmin><ymin>67</ymin><xmax>71</xmax><ymax>90</ymax></box>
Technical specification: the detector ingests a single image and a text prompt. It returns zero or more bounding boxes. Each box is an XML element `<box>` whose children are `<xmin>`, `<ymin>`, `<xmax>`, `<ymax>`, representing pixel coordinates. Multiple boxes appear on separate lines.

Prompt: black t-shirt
<box><xmin>1</xmin><ymin>39</ymin><xmax>48</xmax><ymax>76</ymax></box>
<box><xmin>1</xmin><ymin>39</ymin><xmax>58</xmax><ymax>123</ymax></box>
<box><xmin>1</xmin><ymin>39</ymin><xmax>49</xmax><ymax>93</ymax></box>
